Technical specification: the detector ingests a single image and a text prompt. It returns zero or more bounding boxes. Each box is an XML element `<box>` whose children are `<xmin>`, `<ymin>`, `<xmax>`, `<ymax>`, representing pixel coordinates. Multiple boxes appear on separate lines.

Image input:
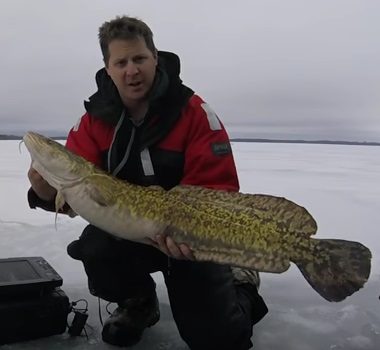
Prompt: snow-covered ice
<box><xmin>0</xmin><ymin>140</ymin><xmax>379</xmax><ymax>349</ymax></box>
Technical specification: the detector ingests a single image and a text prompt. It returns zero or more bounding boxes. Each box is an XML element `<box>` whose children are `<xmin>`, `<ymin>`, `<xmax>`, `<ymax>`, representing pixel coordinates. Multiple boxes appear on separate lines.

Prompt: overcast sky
<box><xmin>1</xmin><ymin>0</ymin><xmax>379</xmax><ymax>141</ymax></box>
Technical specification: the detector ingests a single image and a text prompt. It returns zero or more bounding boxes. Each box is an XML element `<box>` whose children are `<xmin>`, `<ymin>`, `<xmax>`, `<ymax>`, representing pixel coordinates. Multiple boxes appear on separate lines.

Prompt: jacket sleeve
<box><xmin>28</xmin><ymin>113</ymin><xmax>102</xmax><ymax>212</ymax></box>
<box><xmin>180</xmin><ymin>100</ymin><xmax>240</xmax><ymax>192</ymax></box>
<box><xmin>64</xmin><ymin>113</ymin><xmax>103</xmax><ymax>167</ymax></box>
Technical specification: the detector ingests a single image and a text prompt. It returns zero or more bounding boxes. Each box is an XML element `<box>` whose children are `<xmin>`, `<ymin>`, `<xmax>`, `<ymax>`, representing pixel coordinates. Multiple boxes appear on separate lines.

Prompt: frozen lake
<box><xmin>0</xmin><ymin>140</ymin><xmax>379</xmax><ymax>349</ymax></box>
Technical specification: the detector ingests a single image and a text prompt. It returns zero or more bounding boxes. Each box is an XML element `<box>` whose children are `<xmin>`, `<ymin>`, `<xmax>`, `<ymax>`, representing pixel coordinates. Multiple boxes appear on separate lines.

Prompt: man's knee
<box><xmin>66</xmin><ymin>225</ymin><xmax>160</xmax><ymax>303</ymax></box>
<box><xmin>67</xmin><ymin>225</ymin><xmax>116</xmax><ymax>261</ymax></box>
<box><xmin>66</xmin><ymin>225</ymin><xmax>121</xmax><ymax>300</ymax></box>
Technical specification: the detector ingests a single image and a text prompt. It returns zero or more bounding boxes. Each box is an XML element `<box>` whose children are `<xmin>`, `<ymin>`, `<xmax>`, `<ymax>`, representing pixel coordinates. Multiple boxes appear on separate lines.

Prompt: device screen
<box><xmin>0</xmin><ymin>261</ymin><xmax>40</xmax><ymax>282</ymax></box>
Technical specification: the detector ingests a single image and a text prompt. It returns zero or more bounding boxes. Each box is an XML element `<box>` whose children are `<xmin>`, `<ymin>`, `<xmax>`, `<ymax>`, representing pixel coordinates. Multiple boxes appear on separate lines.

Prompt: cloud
<box><xmin>0</xmin><ymin>0</ymin><xmax>379</xmax><ymax>141</ymax></box>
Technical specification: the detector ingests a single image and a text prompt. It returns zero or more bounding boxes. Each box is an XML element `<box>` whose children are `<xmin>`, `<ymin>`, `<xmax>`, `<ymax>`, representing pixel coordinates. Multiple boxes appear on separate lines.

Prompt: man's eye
<box><xmin>134</xmin><ymin>56</ymin><xmax>145</xmax><ymax>63</ymax></box>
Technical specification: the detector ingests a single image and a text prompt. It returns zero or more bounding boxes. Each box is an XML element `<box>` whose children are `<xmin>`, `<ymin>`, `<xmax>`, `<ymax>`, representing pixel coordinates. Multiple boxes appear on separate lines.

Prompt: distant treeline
<box><xmin>230</xmin><ymin>138</ymin><xmax>380</xmax><ymax>146</ymax></box>
<box><xmin>0</xmin><ymin>135</ymin><xmax>66</xmax><ymax>141</ymax></box>
<box><xmin>1</xmin><ymin>134</ymin><xmax>379</xmax><ymax>146</ymax></box>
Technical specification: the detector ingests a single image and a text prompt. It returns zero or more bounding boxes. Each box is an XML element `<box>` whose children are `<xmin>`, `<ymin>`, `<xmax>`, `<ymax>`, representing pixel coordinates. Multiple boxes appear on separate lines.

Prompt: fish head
<box><xmin>23</xmin><ymin>131</ymin><xmax>93</xmax><ymax>190</ymax></box>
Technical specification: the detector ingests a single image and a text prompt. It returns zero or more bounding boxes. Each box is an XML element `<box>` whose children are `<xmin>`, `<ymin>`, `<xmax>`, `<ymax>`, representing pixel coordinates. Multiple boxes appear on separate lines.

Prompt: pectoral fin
<box><xmin>85</xmin><ymin>184</ymin><xmax>116</xmax><ymax>207</ymax></box>
<box><xmin>67</xmin><ymin>208</ymin><xmax>77</xmax><ymax>218</ymax></box>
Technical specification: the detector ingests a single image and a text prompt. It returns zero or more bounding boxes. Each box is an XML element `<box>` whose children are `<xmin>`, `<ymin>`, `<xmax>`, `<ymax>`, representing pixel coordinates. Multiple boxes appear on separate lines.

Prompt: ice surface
<box><xmin>0</xmin><ymin>140</ymin><xmax>379</xmax><ymax>349</ymax></box>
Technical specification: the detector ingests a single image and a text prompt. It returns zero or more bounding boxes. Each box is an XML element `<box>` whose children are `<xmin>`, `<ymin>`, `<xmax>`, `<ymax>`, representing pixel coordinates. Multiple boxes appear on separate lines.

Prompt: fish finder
<box><xmin>0</xmin><ymin>256</ymin><xmax>70</xmax><ymax>345</ymax></box>
<box><xmin>0</xmin><ymin>256</ymin><xmax>63</xmax><ymax>296</ymax></box>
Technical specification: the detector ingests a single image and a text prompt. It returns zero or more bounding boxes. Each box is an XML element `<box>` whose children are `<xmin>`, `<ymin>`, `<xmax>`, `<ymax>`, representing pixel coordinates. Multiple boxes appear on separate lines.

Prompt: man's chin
<box><xmin>122</xmin><ymin>91</ymin><xmax>149</xmax><ymax>105</ymax></box>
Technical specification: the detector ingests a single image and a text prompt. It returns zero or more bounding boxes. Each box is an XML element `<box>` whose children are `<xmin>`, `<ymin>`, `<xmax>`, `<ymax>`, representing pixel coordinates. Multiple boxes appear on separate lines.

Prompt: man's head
<box><xmin>98</xmin><ymin>16</ymin><xmax>158</xmax><ymax>108</ymax></box>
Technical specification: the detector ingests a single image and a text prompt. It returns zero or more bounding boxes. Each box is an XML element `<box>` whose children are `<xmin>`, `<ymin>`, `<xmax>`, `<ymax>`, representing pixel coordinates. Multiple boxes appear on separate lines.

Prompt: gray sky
<box><xmin>0</xmin><ymin>0</ymin><xmax>379</xmax><ymax>141</ymax></box>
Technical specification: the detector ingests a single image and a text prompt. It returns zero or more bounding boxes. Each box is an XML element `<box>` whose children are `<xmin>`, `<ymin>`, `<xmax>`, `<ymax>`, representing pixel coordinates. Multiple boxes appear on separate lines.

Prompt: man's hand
<box><xmin>155</xmin><ymin>234</ymin><xmax>195</xmax><ymax>260</ymax></box>
<box><xmin>27</xmin><ymin>165</ymin><xmax>57</xmax><ymax>201</ymax></box>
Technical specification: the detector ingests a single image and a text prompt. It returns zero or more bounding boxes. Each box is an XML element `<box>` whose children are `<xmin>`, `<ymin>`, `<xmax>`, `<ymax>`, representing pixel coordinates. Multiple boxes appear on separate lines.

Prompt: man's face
<box><xmin>105</xmin><ymin>37</ymin><xmax>158</xmax><ymax>105</ymax></box>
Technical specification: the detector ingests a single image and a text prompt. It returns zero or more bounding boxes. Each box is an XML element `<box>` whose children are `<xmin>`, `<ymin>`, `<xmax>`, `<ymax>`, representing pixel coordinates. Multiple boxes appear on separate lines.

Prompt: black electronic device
<box><xmin>0</xmin><ymin>256</ymin><xmax>71</xmax><ymax>345</ymax></box>
<box><xmin>0</xmin><ymin>256</ymin><xmax>63</xmax><ymax>296</ymax></box>
<box><xmin>0</xmin><ymin>287</ymin><xmax>71</xmax><ymax>345</ymax></box>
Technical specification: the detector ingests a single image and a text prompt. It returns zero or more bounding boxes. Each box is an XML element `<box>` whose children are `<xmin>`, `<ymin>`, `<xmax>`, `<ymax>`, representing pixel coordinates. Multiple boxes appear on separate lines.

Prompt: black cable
<box><xmin>98</xmin><ymin>297</ymin><xmax>103</xmax><ymax>327</ymax></box>
<box><xmin>67</xmin><ymin>298</ymin><xmax>89</xmax><ymax>337</ymax></box>
<box><xmin>97</xmin><ymin>298</ymin><xmax>113</xmax><ymax>327</ymax></box>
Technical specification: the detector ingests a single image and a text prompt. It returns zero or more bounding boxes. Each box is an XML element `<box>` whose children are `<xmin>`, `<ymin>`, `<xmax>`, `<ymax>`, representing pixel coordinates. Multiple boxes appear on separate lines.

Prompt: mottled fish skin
<box><xmin>22</xmin><ymin>132</ymin><xmax>372</xmax><ymax>303</ymax></box>
<box><xmin>169</xmin><ymin>185</ymin><xmax>318</xmax><ymax>238</ymax></box>
<box><xmin>80</xmin><ymin>173</ymin><xmax>299</xmax><ymax>273</ymax></box>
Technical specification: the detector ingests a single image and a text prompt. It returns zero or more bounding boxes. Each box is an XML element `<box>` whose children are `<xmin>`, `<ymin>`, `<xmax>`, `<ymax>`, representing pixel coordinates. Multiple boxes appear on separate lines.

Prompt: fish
<box><xmin>22</xmin><ymin>131</ymin><xmax>372</xmax><ymax>302</ymax></box>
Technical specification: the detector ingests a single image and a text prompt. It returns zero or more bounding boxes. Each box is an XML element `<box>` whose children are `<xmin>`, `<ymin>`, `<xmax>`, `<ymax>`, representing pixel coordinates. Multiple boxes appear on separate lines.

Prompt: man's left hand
<box><xmin>155</xmin><ymin>234</ymin><xmax>195</xmax><ymax>260</ymax></box>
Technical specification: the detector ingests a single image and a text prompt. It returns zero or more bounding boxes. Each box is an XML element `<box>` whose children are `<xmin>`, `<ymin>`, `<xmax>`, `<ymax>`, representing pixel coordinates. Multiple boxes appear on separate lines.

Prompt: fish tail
<box><xmin>294</xmin><ymin>238</ymin><xmax>372</xmax><ymax>302</ymax></box>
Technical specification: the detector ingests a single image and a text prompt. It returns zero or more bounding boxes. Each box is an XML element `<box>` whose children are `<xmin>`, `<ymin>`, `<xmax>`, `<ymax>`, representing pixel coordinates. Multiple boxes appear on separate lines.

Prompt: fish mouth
<box><xmin>23</xmin><ymin>131</ymin><xmax>55</xmax><ymax>149</ymax></box>
<box><xmin>22</xmin><ymin>131</ymin><xmax>58</xmax><ymax>161</ymax></box>
<box><xmin>22</xmin><ymin>131</ymin><xmax>87</xmax><ymax>190</ymax></box>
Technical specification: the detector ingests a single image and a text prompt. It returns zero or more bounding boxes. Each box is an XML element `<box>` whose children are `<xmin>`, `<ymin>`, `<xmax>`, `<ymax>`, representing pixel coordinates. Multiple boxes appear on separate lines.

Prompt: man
<box><xmin>27</xmin><ymin>15</ymin><xmax>268</xmax><ymax>349</ymax></box>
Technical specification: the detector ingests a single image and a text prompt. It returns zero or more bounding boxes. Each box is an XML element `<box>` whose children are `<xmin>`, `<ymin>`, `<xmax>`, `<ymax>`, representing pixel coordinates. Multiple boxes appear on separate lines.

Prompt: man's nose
<box><xmin>125</xmin><ymin>62</ymin><xmax>139</xmax><ymax>76</ymax></box>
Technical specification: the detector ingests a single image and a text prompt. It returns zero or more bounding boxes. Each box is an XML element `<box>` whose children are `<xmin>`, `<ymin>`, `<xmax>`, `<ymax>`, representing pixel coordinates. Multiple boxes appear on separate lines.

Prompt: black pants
<box><xmin>67</xmin><ymin>225</ymin><xmax>268</xmax><ymax>350</ymax></box>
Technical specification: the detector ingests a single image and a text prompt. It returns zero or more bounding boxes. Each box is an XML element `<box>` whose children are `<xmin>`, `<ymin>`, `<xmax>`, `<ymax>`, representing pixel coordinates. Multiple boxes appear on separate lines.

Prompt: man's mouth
<box><xmin>128</xmin><ymin>81</ymin><xmax>142</xmax><ymax>87</ymax></box>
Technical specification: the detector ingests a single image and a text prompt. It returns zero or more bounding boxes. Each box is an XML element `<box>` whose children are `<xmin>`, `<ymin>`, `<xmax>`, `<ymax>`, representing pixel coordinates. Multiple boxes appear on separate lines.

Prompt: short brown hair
<box><xmin>98</xmin><ymin>15</ymin><xmax>156</xmax><ymax>65</ymax></box>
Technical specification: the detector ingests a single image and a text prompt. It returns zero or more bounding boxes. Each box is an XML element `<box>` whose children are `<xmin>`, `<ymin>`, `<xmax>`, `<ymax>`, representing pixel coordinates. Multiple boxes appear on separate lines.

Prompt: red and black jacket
<box><xmin>28</xmin><ymin>51</ymin><xmax>239</xmax><ymax>211</ymax></box>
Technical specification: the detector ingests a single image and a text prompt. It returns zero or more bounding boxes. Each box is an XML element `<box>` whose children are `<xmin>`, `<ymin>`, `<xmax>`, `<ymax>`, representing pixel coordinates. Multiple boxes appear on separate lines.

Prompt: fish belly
<box><xmin>62</xmin><ymin>186</ymin><xmax>164</xmax><ymax>242</ymax></box>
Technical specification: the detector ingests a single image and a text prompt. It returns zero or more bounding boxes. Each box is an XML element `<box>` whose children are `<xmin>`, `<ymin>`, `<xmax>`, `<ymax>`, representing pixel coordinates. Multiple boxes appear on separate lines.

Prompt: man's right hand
<box><xmin>27</xmin><ymin>165</ymin><xmax>57</xmax><ymax>202</ymax></box>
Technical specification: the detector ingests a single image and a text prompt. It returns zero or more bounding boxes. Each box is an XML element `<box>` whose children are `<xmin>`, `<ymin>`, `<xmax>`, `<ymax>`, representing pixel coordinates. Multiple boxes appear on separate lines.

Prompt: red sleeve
<box><xmin>65</xmin><ymin>112</ymin><xmax>103</xmax><ymax>168</ymax></box>
<box><xmin>180</xmin><ymin>98</ymin><xmax>240</xmax><ymax>192</ymax></box>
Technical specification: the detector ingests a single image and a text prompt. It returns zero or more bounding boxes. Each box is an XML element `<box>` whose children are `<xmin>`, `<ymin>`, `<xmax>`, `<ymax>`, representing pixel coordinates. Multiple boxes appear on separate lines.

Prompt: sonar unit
<box><xmin>0</xmin><ymin>256</ymin><xmax>71</xmax><ymax>345</ymax></box>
